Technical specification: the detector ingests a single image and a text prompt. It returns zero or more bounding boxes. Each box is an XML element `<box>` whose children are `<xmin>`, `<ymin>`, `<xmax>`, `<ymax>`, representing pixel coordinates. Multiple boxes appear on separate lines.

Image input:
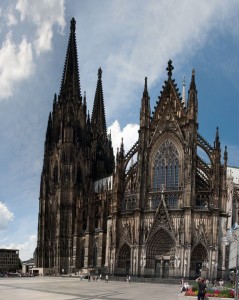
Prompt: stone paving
<box><xmin>0</xmin><ymin>276</ymin><xmax>183</xmax><ymax>300</ymax></box>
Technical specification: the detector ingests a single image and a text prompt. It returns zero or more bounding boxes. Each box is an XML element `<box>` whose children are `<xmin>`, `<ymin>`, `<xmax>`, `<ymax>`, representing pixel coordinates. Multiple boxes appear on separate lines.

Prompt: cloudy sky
<box><xmin>0</xmin><ymin>0</ymin><xmax>239</xmax><ymax>261</ymax></box>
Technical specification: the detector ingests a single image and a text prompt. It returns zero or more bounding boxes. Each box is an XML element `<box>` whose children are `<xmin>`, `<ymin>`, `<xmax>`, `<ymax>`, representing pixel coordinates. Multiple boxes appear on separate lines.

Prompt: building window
<box><xmin>153</xmin><ymin>140</ymin><xmax>179</xmax><ymax>190</ymax></box>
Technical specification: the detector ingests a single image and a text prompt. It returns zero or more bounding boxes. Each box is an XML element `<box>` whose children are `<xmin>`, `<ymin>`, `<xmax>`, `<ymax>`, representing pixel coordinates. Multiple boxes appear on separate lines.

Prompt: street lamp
<box><xmin>222</xmin><ymin>224</ymin><xmax>239</xmax><ymax>300</ymax></box>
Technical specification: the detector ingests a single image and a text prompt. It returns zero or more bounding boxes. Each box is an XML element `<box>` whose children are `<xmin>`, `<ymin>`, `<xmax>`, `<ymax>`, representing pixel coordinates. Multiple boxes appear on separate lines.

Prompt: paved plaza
<box><xmin>0</xmin><ymin>276</ymin><xmax>183</xmax><ymax>300</ymax></box>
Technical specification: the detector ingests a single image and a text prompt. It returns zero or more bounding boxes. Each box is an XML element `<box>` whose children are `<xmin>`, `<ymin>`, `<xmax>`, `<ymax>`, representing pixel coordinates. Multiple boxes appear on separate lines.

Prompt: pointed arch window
<box><xmin>153</xmin><ymin>140</ymin><xmax>179</xmax><ymax>190</ymax></box>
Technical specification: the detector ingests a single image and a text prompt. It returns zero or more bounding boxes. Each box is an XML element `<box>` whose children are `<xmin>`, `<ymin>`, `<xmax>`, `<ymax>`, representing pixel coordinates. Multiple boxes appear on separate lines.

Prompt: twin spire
<box><xmin>59</xmin><ymin>18</ymin><xmax>107</xmax><ymax>138</ymax></box>
<box><xmin>60</xmin><ymin>19</ymin><xmax>198</xmax><ymax>137</ymax></box>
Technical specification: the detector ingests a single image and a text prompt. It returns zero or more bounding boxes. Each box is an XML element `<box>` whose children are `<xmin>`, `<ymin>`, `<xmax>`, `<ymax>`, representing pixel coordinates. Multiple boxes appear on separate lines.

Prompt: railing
<box><xmin>146</xmin><ymin>191</ymin><xmax>182</xmax><ymax>210</ymax></box>
<box><xmin>149</xmin><ymin>186</ymin><xmax>183</xmax><ymax>193</ymax></box>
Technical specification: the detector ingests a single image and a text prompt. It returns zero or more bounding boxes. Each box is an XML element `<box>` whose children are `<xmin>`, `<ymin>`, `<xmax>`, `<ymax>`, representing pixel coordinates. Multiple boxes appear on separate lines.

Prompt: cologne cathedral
<box><xmin>37</xmin><ymin>18</ymin><xmax>230</xmax><ymax>279</ymax></box>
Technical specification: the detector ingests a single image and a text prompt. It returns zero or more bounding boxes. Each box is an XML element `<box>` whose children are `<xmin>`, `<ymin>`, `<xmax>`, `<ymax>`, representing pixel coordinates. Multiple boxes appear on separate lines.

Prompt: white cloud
<box><xmin>108</xmin><ymin>120</ymin><xmax>139</xmax><ymax>155</ymax></box>
<box><xmin>78</xmin><ymin>1</ymin><xmax>239</xmax><ymax>117</ymax></box>
<box><xmin>0</xmin><ymin>202</ymin><xmax>14</xmax><ymax>230</ymax></box>
<box><xmin>6</xmin><ymin>12</ymin><xmax>18</xmax><ymax>27</ymax></box>
<box><xmin>16</xmin><ymin>0</ymin><xmax>66</xmax><ymax>55</ymax></box>
<box><xmin>0</xmin><ymin>33</ymin><xmax>35</xmax><ymax>100</ymax></box>
<box><xmin>0</xmin><ymin>235</ymin><xmax>37</xmax><ymax>261</ymax></box>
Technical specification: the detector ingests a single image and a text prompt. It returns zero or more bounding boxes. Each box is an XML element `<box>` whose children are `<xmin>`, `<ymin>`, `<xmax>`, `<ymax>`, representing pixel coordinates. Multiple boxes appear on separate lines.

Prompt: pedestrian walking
<box><xmin>196</xmin><ymin>277</ymin><xmax>207</xmax><ymax>300</ymax></box>
<box><xmin>105</xmin><ymin>274</ymin><xmax>109</xmax><ymax>283</ymax></box>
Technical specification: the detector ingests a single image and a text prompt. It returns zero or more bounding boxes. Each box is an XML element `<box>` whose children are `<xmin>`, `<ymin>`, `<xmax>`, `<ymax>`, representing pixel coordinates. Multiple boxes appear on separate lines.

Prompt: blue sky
<box><xmin>0</xmin><ymin>1</ymin><xmax>239</xmax><ymax>261</ymax></box>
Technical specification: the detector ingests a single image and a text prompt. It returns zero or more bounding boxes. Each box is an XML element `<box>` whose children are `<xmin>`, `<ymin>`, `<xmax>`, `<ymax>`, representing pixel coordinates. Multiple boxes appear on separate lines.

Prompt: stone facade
<box><xmin>37</xmin><ymin>18</ymin><xmax>232</xmax><ymax>279</ymax></box>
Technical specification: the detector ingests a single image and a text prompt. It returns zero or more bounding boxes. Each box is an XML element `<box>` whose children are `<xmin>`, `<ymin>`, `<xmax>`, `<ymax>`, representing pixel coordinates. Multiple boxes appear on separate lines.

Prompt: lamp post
<box><xmin>222</xmin><ymin>224</ymin><xmax>239</xmax><ymax>300</ymax></box>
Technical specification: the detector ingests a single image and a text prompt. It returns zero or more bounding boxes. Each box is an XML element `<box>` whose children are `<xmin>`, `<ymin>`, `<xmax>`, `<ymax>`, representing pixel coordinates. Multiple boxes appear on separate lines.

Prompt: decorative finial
<box><xmin>190</xmin><ymin>68</ymin><xmax>196</xmax><ymax>90</ymax></box>
<box><xmin>216</xmin><ymin>126</ymin><xmax>219</xmax><ymax>137</ymax></box>
<box><xmin>182</xmin><ymin>76</ymin><xmax>186</xmax><ymax>108</ymax></box>
<box><xmin>70</xmin><ymin>18</ymin><xmax>76</xmax><ymax>33</ymax></box>
<box><xmin>98</xmin><ymin>67</ymin><xmax>102</xmax><ymax>79</ymax></box>
<box><xmin>145</xmin><ymin>77</ymin><xmax>147</xmax><ymax>90</ymax></box>
<box><xmin>166</xmin><ymin>60</ymin><xmax>174</xmax><ymax>78</ymax></box>
<box><xmin>143</xmin><ymin>77</ymin><xmax>148</xmax><ymax>97</ymax></box>
<box><xmin>224</xmin><ymin>146</ymin><xmax>228</xmax><ymax>161</ymax></box>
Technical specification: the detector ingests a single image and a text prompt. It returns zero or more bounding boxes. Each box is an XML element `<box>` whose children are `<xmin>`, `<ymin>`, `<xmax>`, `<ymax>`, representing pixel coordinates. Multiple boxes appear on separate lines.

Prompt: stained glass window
<box><xmin>153</xmin><ymin>140</ymin><xmax>179</xmax><ymax>190</ymax></box>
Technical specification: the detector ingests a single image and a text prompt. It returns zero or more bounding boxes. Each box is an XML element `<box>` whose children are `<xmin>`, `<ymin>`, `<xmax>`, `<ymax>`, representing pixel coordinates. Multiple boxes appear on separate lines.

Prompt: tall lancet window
<box><xmin>153</xmin><ymin>140</ymin><xmax>179</xmax><ymax>190</ymax></box>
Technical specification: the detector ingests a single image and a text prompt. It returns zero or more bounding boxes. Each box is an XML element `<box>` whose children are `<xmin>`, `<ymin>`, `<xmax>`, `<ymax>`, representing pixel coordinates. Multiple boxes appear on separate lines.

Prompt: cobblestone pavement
<box><xmin>0</xmin><ymin>277</ymin><xmax>183</xmax><ymax>300</ymax></box>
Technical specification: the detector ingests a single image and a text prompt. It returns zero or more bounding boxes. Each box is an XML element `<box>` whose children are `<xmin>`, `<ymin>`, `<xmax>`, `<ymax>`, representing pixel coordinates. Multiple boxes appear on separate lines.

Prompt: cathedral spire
<box><xmin>187</xmin><ymin>68</ymin><xmax>198</xmax><ymax>121</ymax></box>
<box><xmin>120</xmin><ymin>137</ymin><xmax>124</xmax><ymax>155</ymax></box>
<box><xmin>189</xmin><ymin>68</ymin><xmax>197</xmax><ymax>92</ymax></box>
<box><xmin>44</xmin><ymin>112</ymin><xmax>52</xmax><ymax>150</ymax></box>
<box><xmin>224</xmin><ymin>146</ymin><xmax>228</xmax><ymax>166</ymax></box>
<box><xmin>143</xmin><ymin>77</ymin><xmax>148</xmax><ymax>97</ymax></box>
<box><xmin>91</xmin><ymin>67</ymin><xmax>107</xmax><ymax>137</ymax></box>
<box><xmin>59</xmin><ymin>18</ymin><xmax>82</xmax><ymax>102</ymax></box>
<box><xmin>140</xmin><ymin>77</ymin><xmax>150</xmax><ymax>129</ymax></box>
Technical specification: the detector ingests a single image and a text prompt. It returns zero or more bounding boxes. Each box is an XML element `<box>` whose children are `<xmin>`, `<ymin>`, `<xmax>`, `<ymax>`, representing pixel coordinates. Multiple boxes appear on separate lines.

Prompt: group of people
<box><xmin>180</xmin><ymin>277</ymin><xmax>207</xmax><ymax>300</ymax></box>
<box><xmin>180</xmin><ymin>281</ymin><xmax>189</xmax><ymax>293</ymax></box>
<box><xmin>180</xmin><ymin>276</ymin><xmax>225</xmax><ymax>300</ymax></box>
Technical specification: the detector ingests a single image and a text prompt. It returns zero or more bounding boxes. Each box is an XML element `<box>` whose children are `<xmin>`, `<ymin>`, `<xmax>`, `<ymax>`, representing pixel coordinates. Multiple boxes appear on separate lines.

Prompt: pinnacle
<box><xmin>71</xmin><ymin>18</ymin><xmax>76</xmax><ymax>33</ymax></box>
<box><xmin>98</xmin><ymin>68</ymin><xmax>102</xmax><ymax>79</ymax></box>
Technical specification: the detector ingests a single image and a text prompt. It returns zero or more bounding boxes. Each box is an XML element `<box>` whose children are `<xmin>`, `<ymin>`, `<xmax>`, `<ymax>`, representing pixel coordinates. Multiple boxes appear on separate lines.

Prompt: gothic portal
<box><xmin>37</xmin><ymin>18</ymin><xmax>229</xmax><ymax>279</ymax></box>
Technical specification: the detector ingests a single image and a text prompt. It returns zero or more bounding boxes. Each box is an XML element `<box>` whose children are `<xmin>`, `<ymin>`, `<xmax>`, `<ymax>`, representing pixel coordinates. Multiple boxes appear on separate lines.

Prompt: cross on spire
<box><xmin>166</xmin><ymin>60</ymin><xmax>174</xmax><ymax>79</ymax></box>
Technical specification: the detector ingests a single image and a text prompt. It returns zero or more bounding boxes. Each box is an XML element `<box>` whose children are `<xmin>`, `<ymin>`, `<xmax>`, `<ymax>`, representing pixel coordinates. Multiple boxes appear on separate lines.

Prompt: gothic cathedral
<box><xmin>37</xmin><ymin>18</ymin><xmax>229</xmax><ymax>279</ymax></box>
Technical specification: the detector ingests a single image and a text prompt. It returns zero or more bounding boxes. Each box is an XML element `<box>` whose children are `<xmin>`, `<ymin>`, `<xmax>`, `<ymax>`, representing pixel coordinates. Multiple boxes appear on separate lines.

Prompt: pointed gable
<box><xmin>147</xmin><ymin>192</ymin><xmax>175</xmax><ymax>243</ymax></box>
<box><xmin>151</xmin><ymin>60</ymin><xmax>186</xmax><ymax>127</ymax></box>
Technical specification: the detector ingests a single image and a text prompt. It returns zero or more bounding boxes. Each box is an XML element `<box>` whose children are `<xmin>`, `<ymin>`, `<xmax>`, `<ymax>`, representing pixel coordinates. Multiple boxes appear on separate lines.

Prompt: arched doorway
<box><xmin>117</xmin><ymin>244</ymin><xmax>131</xmax><ymax>275</ymax></box>
<box><xmin>190</xmin><ymin>243</ymin><xmax>207</xmax><ymax>278</ymax></box>
<box><xmin>146</xmin><ymin>228</ymin><xmax>175</xmax><ymax>278</ymax></box>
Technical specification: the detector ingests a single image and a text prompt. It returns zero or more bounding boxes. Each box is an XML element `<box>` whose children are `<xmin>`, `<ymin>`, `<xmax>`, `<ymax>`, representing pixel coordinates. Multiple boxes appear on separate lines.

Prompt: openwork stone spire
<box><xmin>91</xmin><ymin>67</ymin><xmax>107</xmax><ymax>137</ymax></box>
<box><xmin>59</xmin><ymin>18</ymin><xmax>82</xmax><ymax>102</ymax></box>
